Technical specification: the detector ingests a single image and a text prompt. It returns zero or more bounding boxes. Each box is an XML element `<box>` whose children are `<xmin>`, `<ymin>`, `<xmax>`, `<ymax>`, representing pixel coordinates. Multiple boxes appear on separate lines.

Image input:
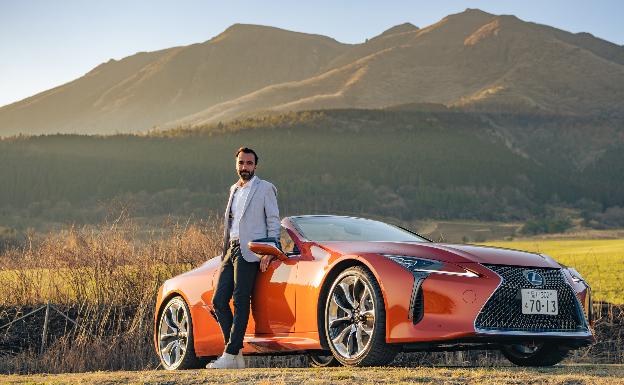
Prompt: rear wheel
<box><xmin>324</xmin><ymin>266</ymin><xmax>397</xmax><ymax>366</ymax></box>
<box><xmin>157</xmin><ymin>296</ymin><xmax>206</xmax><ymax>369</ymax></box>
<box><xmin>501</xmin><ymin>342</ymin><xmax>569</xmax><ymax>366</ymax></box>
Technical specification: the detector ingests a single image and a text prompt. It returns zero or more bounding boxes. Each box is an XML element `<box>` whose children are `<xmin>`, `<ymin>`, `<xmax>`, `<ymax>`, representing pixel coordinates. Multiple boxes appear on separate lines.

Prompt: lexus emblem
<box><xmin>524</xmin><ymin>270</ymin><xmax>545</xmax><ymax>286</ymax></box>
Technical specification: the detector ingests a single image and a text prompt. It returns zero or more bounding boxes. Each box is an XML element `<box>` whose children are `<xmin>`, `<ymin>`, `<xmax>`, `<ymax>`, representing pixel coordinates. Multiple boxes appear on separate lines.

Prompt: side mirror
<box><xmin>248</xmin><ymin>241</ymin><xmax>288</xmax><ymax>262</ymax></box>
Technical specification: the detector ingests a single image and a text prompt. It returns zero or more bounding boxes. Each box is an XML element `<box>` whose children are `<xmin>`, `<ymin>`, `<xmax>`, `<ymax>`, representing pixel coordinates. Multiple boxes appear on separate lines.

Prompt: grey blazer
<box><xmin>222</xmin><ymin>176</ymin><xmax>280</xmax><ymax>262</ymax></box>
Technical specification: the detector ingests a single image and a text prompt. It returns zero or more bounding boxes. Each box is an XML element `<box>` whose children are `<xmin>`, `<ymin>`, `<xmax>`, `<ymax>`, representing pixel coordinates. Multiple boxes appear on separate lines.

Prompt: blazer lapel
<box><xmin>224</xmin><ymin>184</ymin><xmax>237</xmax><ymax>219</ymax></box>
<box><xmin>223</xmin><ymin>184</ymin><xmax>237</xmax><ymax>240</ymax></box>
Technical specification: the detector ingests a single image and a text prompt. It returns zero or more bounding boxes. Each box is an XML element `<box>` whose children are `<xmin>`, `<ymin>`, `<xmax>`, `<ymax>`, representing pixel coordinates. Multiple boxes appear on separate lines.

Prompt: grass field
<box><xmin>483</xmin><ymin>239</ymin><xmax>624</xmax><ymax>304</ymax></box>
<box><xmin>1</xmin><ymin>365</ymin><xmax>623</xmax><ymax>385</ymax></box>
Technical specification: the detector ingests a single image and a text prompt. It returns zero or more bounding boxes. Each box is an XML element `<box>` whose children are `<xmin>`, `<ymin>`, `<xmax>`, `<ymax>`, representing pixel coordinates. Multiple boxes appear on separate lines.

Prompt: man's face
<box><xmin>236</xmin><ymin>152</ymin><xmax>257</xmax><ymax>181</ymax></box>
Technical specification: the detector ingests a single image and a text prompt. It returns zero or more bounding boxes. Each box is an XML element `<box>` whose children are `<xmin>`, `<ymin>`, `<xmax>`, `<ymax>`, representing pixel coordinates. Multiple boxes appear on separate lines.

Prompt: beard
<box><xmin>238</xmin><ymin>169</ymin><xmax>254</xmax><ymax>181</ymax></box>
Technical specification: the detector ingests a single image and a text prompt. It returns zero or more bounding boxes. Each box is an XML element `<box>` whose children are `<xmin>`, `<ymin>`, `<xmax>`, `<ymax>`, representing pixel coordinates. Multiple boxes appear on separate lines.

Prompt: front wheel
<box><xmin>501</xmin><ymin>342</ymin><xmax>569</xmax><ymax>366</ymax></box>
<box><xmin>324</xmin><ymin>266</ymin><xmax>397</xmax><ymax>366</ymax></box>
<box><xmin>157</xmin><ymin>296</ymin><xmax>206</xmax><ymax>369</ymax></box>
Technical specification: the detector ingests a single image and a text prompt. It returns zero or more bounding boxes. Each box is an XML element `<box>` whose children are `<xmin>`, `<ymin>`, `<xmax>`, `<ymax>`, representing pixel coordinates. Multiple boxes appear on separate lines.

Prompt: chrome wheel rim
<box><xmin>158</xmin><ymin>299</ymin><xmax>189</xmax><ymax>367</ymax></box>
<box><xmin>327</xmin><ymin>274</ymin><xmax>375</xmax><ymax>359</ymax></box>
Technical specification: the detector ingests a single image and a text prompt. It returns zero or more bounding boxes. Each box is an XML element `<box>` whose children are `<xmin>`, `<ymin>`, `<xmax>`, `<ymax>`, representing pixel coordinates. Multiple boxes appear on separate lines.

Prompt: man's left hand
<box><xmin>259</xmin><ymin>255</ymin><xmax>274</xmax><ymax>272</ymax></box>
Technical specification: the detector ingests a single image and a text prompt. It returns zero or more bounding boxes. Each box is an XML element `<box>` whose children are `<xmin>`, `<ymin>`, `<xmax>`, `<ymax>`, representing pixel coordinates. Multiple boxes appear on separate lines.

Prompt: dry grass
<box><xmin>0</xmin><ymin>365</ymin><xmax>623</xmax><ymax>385</ymax></box>
<box><xmin>0</xmin><ymin>219</ymin><xmax>222</xmax><ymax>306</ymax></box>
<box><xmin>0</xmin><ymin>218</ymin><xmax>222</xmax><ymax>373</ymax></box>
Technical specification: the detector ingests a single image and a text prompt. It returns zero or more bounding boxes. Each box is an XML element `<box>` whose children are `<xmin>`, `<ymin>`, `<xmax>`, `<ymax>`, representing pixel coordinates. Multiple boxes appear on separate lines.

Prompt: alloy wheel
<box><xmin>158</xmin><ymin>298</ymin><xmax>190</xmax><ymax>368</ymax></box>
<box><xmin>326</xmin><ymin>274</ymin><xmax>375</xmax><ymax>359</ymax></box>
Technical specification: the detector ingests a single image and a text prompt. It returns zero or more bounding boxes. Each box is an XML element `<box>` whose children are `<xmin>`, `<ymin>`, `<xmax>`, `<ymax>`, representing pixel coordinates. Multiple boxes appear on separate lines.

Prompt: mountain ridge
<box><xmin>1</xmin><ymin>8</ymin><xmax>624</xmax><ymax>136</ymax></box>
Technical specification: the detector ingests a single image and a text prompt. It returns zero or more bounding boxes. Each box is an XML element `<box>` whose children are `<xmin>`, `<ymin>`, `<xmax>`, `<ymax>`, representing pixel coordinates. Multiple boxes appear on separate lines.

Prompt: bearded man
<box><xmin>208</xmin><ymin>147</ymin><xmax>280</xmax><ymax>369</ymax></box>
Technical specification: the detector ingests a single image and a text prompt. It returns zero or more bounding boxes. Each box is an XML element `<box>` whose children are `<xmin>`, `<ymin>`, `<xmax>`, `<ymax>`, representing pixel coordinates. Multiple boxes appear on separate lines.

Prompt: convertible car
<box><xmin>154</xmin><ymin>215</ymin><xmax>594</xmax><ymax>369</ymax></box>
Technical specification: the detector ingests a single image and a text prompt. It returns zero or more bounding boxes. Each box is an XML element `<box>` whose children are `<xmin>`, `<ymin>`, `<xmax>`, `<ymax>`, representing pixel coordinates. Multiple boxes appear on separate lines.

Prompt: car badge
<box><xmin>523</xmin><ymin>270</ymin><xmax>545</xmax><ymax>286</ymax></box>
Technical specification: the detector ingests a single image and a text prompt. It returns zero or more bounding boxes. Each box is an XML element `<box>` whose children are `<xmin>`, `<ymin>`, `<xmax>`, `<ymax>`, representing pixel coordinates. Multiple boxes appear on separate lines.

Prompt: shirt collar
<box><xmin>237</xmin><ymin>175</ymin><xmax>257</xmax><ymax>189</ymax></box>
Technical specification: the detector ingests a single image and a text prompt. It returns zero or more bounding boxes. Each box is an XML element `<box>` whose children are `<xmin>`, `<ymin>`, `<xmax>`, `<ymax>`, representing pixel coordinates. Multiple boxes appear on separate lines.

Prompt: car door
<box><xmin>248</xmin><ymin>229</ymin><xmax>298</xmax><ymax>334</ymax></box>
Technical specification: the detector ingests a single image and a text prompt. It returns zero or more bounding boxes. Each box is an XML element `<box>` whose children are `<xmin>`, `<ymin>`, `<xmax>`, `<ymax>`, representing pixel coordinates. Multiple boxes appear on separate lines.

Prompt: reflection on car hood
<box><xmin>318</xmin><ymin>241</ymin><xmax>560</xmax><ymax>268</ymax></box>
<box><xmin>169</xmin><ymin>255</ymin><xmax>221</xmax><ymax>281</ymax></box>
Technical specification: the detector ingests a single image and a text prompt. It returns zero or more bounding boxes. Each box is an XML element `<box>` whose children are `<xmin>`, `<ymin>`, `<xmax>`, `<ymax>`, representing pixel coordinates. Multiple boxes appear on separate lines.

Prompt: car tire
<box><xmin>308</xmin><ymin>352</ymin><xmax>340</xmax><ymax>367</ymax></box>
<box><xmin>324</xmin><ymin>266</ymin><xmax>397</xmax><ymax>366</ymax></box>
<box><xmin>501</xmin><ymin>342</ymin><xmax>569</xmax><ymax>366</ymax></box>
<box><xmin>157</xmin><ymin>296</ymin><xmax>206</xmax><ymax>369</ymax></box>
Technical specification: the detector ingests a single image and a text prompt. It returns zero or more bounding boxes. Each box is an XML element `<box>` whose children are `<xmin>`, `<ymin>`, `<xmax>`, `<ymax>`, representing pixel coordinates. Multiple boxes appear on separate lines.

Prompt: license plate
<box><xmin>521</xmin><ymin>289</ymin><xmax>558</xmax><ymax>315</ymax></box>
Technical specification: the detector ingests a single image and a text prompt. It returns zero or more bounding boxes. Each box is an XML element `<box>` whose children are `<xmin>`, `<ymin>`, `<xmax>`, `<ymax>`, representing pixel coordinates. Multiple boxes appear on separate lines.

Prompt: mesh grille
<box><xmin>475</xmin><ymin>265</ymin><xmax>585</xmax><ymax>332</ymax></box>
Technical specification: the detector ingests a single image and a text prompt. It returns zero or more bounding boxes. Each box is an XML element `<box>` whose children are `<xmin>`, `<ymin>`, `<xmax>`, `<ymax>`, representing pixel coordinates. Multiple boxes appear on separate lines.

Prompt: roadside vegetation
<box><xmin>0</xmin><ymin>219</ymin><xmax>623</xmax><ymax>374</ymax></box>
<box><xmin>0</xmin><ymin>218</ymin><xmax>220</xmax><ymax>373</ymax></box>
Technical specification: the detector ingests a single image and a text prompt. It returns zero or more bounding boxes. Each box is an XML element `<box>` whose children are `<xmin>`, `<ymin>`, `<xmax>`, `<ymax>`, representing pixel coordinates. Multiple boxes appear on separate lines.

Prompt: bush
<box><xmin>587</xmin><ymin>206</ymin><xmax>624</xmax><ymax>229</ymax></box>
<box><xmin>520</xmin><ymin>216</ymin><xmax>573</xmax><ymax>235</ymax></box>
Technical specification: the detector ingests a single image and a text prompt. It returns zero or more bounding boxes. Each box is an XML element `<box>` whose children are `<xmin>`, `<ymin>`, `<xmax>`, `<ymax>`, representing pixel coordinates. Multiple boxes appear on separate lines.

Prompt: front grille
<box><xmin>475</xmin><ymin>265</ymin><xmax>586</xmax><ymax>333</ymax></box>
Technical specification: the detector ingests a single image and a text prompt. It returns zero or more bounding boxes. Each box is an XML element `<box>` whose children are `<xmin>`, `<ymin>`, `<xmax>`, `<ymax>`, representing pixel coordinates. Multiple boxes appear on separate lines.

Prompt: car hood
<box><xmin>318</xmin><ymin>241</ymin><xmax>560</xmax><ymax>268</ymax></box>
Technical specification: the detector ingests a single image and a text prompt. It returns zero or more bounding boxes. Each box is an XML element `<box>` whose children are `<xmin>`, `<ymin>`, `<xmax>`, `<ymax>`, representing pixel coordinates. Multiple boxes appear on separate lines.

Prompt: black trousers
<box><xmin>211</xmin><ymin>240</ymin><xmax>259</xmax><ymax>355</ymax></box>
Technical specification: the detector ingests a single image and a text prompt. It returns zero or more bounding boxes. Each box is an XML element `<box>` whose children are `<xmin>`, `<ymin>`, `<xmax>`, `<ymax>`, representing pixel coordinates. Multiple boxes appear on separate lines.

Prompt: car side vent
<box><xmin>412</xmin><ymin>286</ymin><xmax>424</xmax><ymax>324</ymax></box>
<box><xmin>409</xmin><ymin>274</ymin><xmax>427</xmax><ymax>324</ymax></box>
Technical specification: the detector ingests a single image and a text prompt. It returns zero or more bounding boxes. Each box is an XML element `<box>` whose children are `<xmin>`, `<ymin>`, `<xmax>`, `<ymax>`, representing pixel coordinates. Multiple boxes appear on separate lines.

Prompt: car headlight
<box><xmin>383</xmin><ymin>254</ymin><xmax>479</xmax><ymax>277</ymax></box>
<box><xmin>566</xmin><ymin>267</ymin><xmax>588</xmax><ymax>286</ymax></box>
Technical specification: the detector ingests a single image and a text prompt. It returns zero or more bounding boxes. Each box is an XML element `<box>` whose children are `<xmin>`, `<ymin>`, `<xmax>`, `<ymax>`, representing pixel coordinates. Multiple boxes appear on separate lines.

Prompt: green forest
<box><xmin>0</xmin><ymin>109</ymin><xmax>622</xmax><ymax>236</ymax></box>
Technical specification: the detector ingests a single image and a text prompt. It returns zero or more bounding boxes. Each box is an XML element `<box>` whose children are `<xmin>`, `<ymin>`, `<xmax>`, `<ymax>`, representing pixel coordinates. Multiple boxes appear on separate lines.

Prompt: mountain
<box><xmin>1</xmin><ymin>9</ymin><xmax>624</xmax><ymax>136</ymax></box>
<box><xmin>0</xmin><ymin>25</ymin><xmax>347</xmax><ymax>135</ymax></box>
<box><xmin>168</xmin><ymin>9</ymin><xmax>624</xmax><ymax>129</ymax></box>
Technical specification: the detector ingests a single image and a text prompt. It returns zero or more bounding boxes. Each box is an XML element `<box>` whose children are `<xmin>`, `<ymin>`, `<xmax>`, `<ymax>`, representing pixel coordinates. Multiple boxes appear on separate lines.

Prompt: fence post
<box><xmin>40</xmin><ymin>301</ymin><xmax>51</xmax><ymax>354</ymax></box>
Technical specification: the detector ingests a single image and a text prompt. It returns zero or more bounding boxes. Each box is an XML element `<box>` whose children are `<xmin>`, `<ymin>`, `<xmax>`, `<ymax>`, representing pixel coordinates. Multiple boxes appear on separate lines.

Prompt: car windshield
<box><xmin>290</xmin><ymin>216</ymin><xmax>429</xmax><ymax>242</ymax></box>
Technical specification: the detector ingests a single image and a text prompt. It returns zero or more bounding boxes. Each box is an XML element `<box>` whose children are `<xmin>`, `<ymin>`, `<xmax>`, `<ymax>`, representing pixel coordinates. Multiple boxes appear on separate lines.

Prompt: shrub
<box><xmin>520</xmin><ymin>216</ymin><xmax>573</xmax><ymax>235</ymax></box>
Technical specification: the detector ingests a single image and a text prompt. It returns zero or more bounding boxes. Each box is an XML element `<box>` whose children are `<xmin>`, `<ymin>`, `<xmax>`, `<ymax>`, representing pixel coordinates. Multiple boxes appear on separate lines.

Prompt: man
<box><xmin>208</xmin><ymin>147</ymin><xmax>280</xmax><ymax>369</ymax></box>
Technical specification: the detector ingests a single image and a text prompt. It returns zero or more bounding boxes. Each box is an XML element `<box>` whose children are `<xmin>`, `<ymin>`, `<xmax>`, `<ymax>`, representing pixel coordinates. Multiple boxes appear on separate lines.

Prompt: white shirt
<box><xmin>229</xmin><ymin>176</ymin><xmax>257</xmax><ymax>240</ymax></box>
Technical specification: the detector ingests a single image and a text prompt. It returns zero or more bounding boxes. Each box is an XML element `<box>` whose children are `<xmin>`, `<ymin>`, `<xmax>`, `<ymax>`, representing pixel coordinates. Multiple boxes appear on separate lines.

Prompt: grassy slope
<box><xmin>1</xmin><ymin>366</ymin><xmax>623</xmax><ymax>385</ymax></box>
<box><xmin>484</xmin><ymin>239</ymin><xmax>624</xmax><ymax>303</ymax></box>
<box><xmin>0</xmin><ymin>110</ymin><xmax>579</xmax><ymax>226</ymax></box>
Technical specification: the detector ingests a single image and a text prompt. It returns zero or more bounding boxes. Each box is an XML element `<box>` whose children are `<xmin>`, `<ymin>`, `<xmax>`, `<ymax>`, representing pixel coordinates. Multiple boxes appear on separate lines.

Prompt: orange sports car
<box><xmin>154</xmin><ymin>215</ymin><xmax>594</xmax><ymax>368</ymax></box>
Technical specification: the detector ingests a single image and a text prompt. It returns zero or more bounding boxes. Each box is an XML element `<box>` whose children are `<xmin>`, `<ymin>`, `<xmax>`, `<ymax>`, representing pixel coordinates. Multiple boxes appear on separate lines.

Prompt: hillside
<box><xmin>2</xmin><ymin>9</ymin><xmax>624</xmax><ymax>135</ymax></box>
<box><xmin>5</xmin><ymin>108</ymin><xmax>620</xmax><ymax>235</ymax></box>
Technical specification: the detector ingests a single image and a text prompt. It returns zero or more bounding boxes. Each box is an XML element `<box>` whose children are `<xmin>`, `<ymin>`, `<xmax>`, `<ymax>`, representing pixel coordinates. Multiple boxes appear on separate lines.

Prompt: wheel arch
<box><xmin>316</xmin><ymin>256</ymin><xmax>389</xmax><ymax>350</ymax></box>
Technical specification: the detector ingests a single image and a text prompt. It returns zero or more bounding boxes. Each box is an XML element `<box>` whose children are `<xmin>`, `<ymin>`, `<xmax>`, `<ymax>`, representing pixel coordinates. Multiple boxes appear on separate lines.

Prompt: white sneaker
<box><xmin>236</xmin><ymin>351</ymin><xmax>245</xmax><ymax>369</ymax></box>
<box><xmin>206</xmin><ymin>352</ymin><xmax>238</xmax><ymax>369</ymax></box>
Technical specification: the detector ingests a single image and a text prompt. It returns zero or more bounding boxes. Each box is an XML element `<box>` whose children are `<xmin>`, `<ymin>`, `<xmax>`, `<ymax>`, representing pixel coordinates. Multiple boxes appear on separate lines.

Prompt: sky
<box><xmin>1</xmin><ymin>0</ymin><xmax>623</xmax><ymax>108</ymax></box>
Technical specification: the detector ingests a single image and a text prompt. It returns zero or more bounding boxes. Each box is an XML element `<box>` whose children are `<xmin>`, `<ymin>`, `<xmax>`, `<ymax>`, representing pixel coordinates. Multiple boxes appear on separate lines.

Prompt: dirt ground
<box><xmin>1</xmin><ymin>365</ymin><xmax>623</xmax><ymax>385</ymax></box>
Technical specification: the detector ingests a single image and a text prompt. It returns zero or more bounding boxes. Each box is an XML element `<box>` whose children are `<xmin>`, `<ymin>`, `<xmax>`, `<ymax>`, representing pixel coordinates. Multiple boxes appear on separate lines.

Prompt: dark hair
<box><xmin>235</xmin><ymin>147</ymin><xmax>259</xmax><ymax>164</ymax></box>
